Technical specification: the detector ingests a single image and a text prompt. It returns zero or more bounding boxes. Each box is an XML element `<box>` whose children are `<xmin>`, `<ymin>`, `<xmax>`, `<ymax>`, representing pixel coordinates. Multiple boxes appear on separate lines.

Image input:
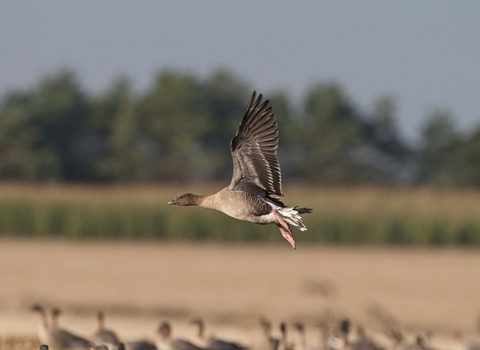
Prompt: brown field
<box><xmin>1</xmin><ymin>240</ymin><xmax>480</xmax><ymax>348</ymax></box>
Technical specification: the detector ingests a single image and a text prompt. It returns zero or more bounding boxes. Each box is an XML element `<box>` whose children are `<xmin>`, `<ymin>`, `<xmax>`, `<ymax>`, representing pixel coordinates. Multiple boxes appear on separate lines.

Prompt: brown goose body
<box><xmin>177</xmin><ymin>189</ymin><xmax>273</xmax><ymax>223</ymax></box>
<box><xmin>168</xmin><ymin>91</ymin><xmax>311</xmax><ymax>249</ymax></box>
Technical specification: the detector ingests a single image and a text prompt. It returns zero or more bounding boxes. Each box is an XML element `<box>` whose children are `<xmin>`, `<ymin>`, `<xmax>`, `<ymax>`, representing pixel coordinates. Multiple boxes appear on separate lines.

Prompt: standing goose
<box><xmin>189</xmin><ymin>317</ymin><xmax>248</xmax><ymax>350</ymax></box>
<box><xmin>31</xmin><ymin>304</ymin><xmax>91</xmax><ymax>350</ymax></box>
<box><xmin>351</xmin><ymin>326</ymin><xmax>383</xmax><ymax>350</ymax></box>
<box><xmin>259</xmin><ymin>317</ymin><xmax>280</xmax><ymax>350</ymax></box>
<box><xmin>293</xmin><ymin>322</ymin><xmax>326</xmax><ymax>350</ymax></box>
<box><xmin>31</xmin><ymin>304</ymin><xmax>50</xmax><ymax>344</ymax></box>
<box><xmin>51</xmin><ymin>307</ymin><xmax>62</xmax><ymax>328</ymax></box>
<box><xmin>168</xmin><ymin>91</ymin><xmax>312</xmax><ymax>249</ymax></box>
<box><xmin>293</xmin><ymin>322</ymin><xmax>307</xmax><ymax>350</ymax></box>
<box><xmin>92</xmin><ymin>311</ymin><xmax>122</xmax><ymax>350</ymax></box>
<box><xmin>156</xmin><ymin>321</ymin><xmax>205</xmax><ymax>350</ymax></box>
<box><xmin>279</xmin><ymin>323</ymin><xmax>294</xmax><ymax>350</ymax></box>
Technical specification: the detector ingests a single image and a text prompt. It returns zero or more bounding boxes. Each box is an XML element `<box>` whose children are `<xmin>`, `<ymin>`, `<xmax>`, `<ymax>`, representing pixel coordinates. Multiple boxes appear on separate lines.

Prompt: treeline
<box><xmin>0</xmin><ymin>68</ymin><xmax>478</xmax><ymax>185</ymax></box>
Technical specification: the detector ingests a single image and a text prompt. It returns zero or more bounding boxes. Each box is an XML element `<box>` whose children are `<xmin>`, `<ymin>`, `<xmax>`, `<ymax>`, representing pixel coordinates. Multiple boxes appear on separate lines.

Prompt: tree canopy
<box><xmin>0</xmin><ymin>67</ymin><xmax>479</xmax><ymax>186</ymax></box>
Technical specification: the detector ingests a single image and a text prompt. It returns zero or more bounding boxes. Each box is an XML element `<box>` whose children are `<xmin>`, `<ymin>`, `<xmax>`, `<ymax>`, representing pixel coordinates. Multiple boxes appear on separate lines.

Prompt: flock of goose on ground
<box><xmin>29</xmin><ymin>304</ymin><xmax>480</xmax><ymax>350</ymax></box>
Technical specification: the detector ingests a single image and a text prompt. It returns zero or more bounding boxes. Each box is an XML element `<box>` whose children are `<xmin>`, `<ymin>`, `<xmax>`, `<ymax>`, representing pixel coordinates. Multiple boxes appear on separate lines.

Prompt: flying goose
<box><xmin>92</xmin><ymin>311</ymin><xmax>122</xmax><ymax>350</ymax></box>
<box><xmin>168</xmin><ymin>91</ymin><xmax>312</xmax><ymax>249</ymax></box>
<box><xmin>189</xmin><ymin>317</ymin><xmax>248</xmax><ymax>350</ymax></box>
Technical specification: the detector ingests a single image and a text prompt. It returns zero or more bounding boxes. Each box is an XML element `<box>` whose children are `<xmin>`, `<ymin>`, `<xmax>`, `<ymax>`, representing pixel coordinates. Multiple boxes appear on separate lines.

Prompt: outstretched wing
<box><xmin>229</xmin><ymin>91</ymin><xmax>283</xmax><ymax>196</ymax></box>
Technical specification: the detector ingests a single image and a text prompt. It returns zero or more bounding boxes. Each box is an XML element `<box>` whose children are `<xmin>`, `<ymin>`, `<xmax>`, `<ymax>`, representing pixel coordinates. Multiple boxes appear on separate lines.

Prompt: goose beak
<box><xmin>168</xmin><ymin>198</ymin><xmax>177</xmax><ymax>205</ymax></box>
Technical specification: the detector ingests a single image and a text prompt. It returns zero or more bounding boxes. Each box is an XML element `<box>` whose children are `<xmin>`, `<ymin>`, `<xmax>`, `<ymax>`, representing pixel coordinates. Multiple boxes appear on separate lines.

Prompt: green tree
<box><xmin>0</xmin><ymin>69</ymin><xmax>94</xmax><ymax>181</ymax></box>
<box><xmin>138</xmin><ymin>70</ymin><xmax>208</xmax><ymax>181</ymax></box>
<box><xmin>363</xmin><ymin>96</ymin><xmax>412</xmax><ymax>183</ymax></box>
<box><xmin>0</xmin><ymin>90</ymin><xmax>60</xmax><ymax>180</ymax></box>
<box><xmin>267</xmin><ymin>90</ymin><xmax>303</xmax><ymax>178</ymax></box>
<box><xmin>91</xmin><ymin>77</ymin><xmax>150</xmax><ymax>181</ymax></box>
<box><xmin>418</xmin><ymin>108</ymin><xmax>459</xmax><ymax>185</ymax></box>
<box><xmin>298</xmin><ymin>83</ymin><xmax>365</xmax><ymax>183</ymax></box>
<box><xmin>454</xmin><ymin>127</ymin><xmax>480</xmax><ymax>186</ymax></box>
<box><xmin>201</xmin><ymin>69</ymin><xmax>250</xmax><ymax>180</ymax></box>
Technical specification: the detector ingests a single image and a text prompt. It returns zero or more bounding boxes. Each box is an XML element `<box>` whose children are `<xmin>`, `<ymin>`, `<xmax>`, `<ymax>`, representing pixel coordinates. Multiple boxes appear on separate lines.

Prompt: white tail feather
<box><xmin>278</xmin><ymin>207</ymin><xmax>307</xmax><ymax>231</ymax></box>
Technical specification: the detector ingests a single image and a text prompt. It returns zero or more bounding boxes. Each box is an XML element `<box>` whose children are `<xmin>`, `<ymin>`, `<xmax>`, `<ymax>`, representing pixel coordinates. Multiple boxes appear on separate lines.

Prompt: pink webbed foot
<box><xmin>276</xmin><ymin>223</ymin><xmax>296</xmax><ymax>249</ymax></box>
<box><xmin>272</xmin><ymin>209</ymin><xmax>296</xmax><ymax>249</ymax></box>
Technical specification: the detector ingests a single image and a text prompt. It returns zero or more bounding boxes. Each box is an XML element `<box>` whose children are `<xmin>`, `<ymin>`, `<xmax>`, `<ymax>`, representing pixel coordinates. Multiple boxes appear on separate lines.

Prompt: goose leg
<box><xmin>272</xmin><ymin>210</ymin><xmax>296</xmax><ymax>249</ymax></box>
<box><xmin>276</xmin><ymin>224</ymin><xmax>296</xmax><ymax>249</ymax></box>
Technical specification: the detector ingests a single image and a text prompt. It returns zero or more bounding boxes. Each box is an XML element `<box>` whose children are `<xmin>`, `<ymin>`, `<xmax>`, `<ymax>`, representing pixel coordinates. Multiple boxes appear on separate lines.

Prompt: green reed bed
<box><xmin>0</xmin><ymin>184</ymin><xmax>479</xmax><ymax>245</ymax></box>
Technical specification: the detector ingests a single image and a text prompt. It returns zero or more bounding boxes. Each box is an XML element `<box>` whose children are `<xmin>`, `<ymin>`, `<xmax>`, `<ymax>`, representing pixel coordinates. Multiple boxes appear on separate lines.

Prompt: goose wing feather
<box><xmin>229</xmin><ymin>91</ymin><xmax>283</xmax><ymax>196</ymax></box>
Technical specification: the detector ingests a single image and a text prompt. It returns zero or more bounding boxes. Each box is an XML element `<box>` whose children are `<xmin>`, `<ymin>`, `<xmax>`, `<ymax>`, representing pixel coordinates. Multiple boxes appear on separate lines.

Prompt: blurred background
<box><xmin>1</xmin><ymin>2</ymin><xmax>480</xmax><ymax>350</ymax></box>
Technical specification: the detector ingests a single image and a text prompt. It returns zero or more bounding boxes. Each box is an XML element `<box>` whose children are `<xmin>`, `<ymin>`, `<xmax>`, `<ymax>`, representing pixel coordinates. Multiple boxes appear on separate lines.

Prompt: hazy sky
<box><xmin>1</xmin><ymin>1</ymin><xmax>480</xmax><ymax>142</ymax></box>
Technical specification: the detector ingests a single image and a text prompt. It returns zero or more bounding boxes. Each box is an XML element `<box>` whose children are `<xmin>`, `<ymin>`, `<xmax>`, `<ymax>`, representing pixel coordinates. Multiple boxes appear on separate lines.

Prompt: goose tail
<box><xmin>278</xmin><ymin>206</ymin><xmax>312</xmax><ymax>231</ymax></box>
